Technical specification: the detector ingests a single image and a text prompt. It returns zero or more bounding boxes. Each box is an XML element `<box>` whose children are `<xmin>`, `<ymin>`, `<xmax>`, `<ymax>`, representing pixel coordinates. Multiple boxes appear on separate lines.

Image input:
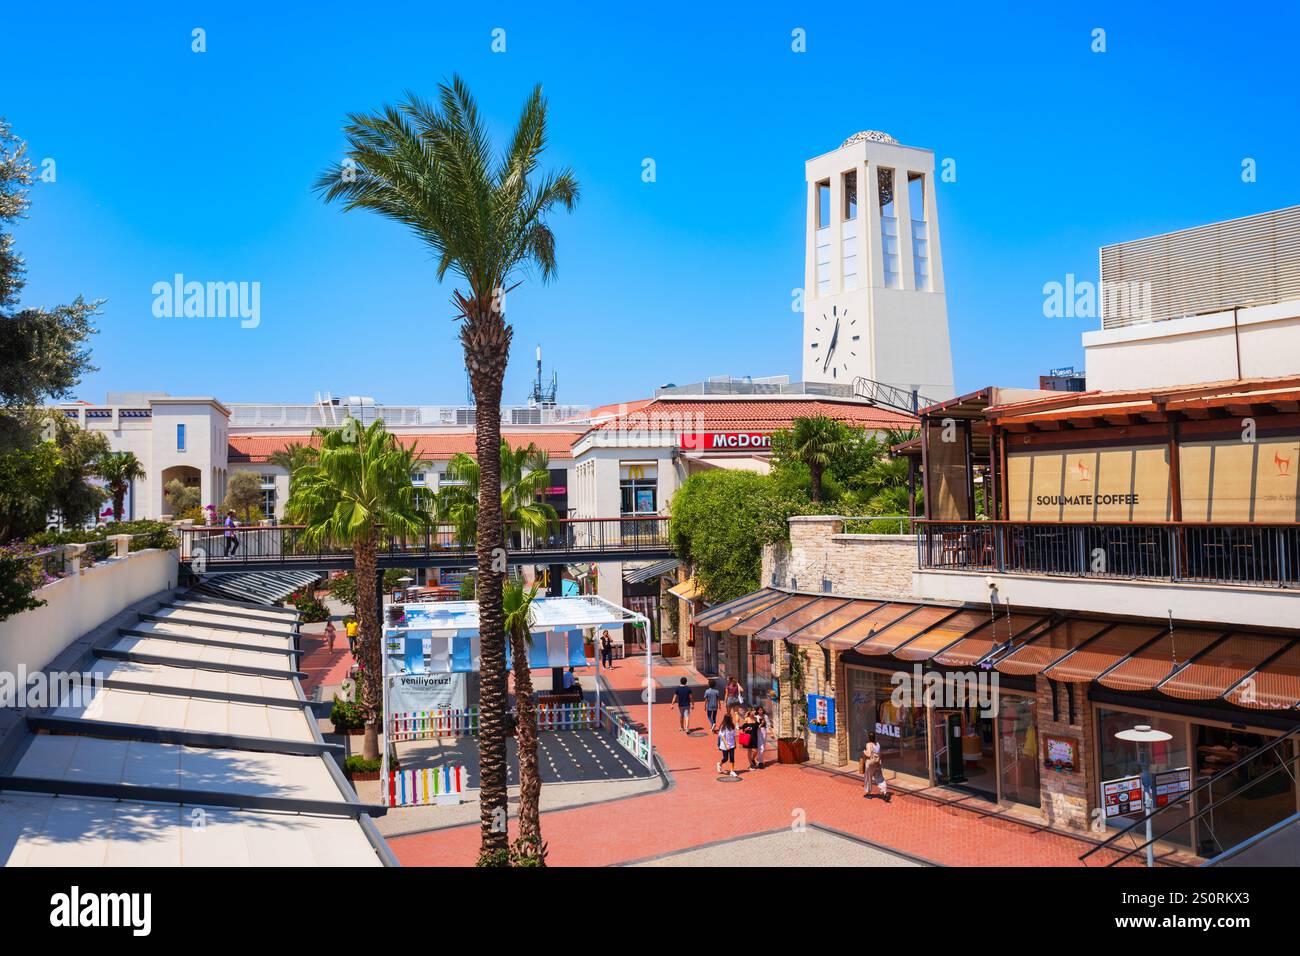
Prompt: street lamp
<box><xmin>1115</xmin><ymin>723</ymin><xmax>1173</xmax><ymax>868</ymax></box>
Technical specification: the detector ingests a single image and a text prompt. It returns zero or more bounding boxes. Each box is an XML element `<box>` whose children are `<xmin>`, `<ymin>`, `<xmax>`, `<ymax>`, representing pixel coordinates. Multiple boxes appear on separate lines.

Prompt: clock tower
<box><xmin>802</xmin><ymin>131</ymin><xmax>955</xmax><ymax>402</ymax></box>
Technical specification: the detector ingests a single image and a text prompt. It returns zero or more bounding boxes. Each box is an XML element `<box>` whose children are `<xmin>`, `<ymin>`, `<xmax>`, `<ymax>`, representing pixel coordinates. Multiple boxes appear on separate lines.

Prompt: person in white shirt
<box><xmin>715</xmin><ymin>713</ymin><xmax>738</xmax><ymax>777</ymax></box>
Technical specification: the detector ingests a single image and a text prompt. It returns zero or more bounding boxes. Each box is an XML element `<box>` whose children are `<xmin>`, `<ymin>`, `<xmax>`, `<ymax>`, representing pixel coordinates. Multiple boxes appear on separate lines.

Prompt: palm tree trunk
<box><xmin>113</xmin><ymin>489</ymin><xmax>126</xmax><ymax>522</ymax></box>
<box><xmin>509</xmin><ymin>629</ymin><xmax>545</xmax><ymax>862</ymax></box>
<box><xmin>464</xmin><ymin>304</ymin><xmax>512</xmax><ymax>861</ymax></box>
<box><xmin>354</xmin><ymin>534</ymin><xmax>381</xmax><ymax>762</ymax></box>
<box><xmin>810</xmin><ymin>464</ymin><xmax>824</xmax><ymax>504</ymax></box>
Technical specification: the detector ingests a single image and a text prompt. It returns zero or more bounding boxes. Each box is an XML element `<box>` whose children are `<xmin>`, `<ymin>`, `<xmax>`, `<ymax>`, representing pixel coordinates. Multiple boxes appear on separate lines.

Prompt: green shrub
<box><xmin>330</xmin><ymin>695</ymin><xmax>366</xmax><ymax>731</ymax></box>
<box><xmin>344</xmin><ymin>754</ymin><xmax>384</xmax><ymax>774</ymax></box>
<box><xmin>286</xmin><ymin>588</ymin><xmax>329</xmax><ymax>622</ymax></box>
<box><xmin>0</xmin><ymin>546</ymin><xmax>48</xmax><ymax>621</ymax></box>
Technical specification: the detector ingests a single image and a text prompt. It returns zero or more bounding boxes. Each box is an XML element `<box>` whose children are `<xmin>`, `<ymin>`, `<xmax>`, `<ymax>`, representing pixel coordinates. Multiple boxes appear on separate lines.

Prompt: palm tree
<box><xmin>436</xmin><ymin>441</ymin><xmax>558</xmax><ymax>549</ymax></box>
<box><xmin>284</xmin><ymin>419</ymin><xmax>431</xmax><ymax>761</ymax></box>
<box><xmin>316</xmin><ymin>77</ymin><xmax>578</xmax><ymax>860</ymax></box>
<box><xmin>502</xmin><ymin>577</ymin><xmax>545</xmax><ymax>863</ymax></box>
<box><xmin>267</xmin><ymin>441</ymin><xmax>318</xmax><ymax>479</ymax></box>
<box><xmin>791</xmin><ymin>416</ymin><xmax>849</xmax><ymax>504</ymax></box>
<box><xmin>95</xmin><ymin>451</ymin><xmax>145</xmax><ymax>522</ymax></box>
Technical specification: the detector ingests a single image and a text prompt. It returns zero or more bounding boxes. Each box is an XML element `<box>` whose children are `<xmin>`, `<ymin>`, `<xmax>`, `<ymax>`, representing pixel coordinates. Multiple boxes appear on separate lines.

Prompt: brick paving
<box><xmin>298</xmin><ymin>622</ymin><xmax>354</xmax><ymax>700</ymax></box>
<box><xmin>388</xmin><ymin>657</ymin><xmax>1132</xmax><ymax>867</ymax></box>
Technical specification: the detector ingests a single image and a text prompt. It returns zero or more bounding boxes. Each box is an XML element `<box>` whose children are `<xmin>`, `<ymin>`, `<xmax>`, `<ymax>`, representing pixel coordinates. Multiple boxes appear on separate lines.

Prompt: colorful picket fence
<box><xmin>389</xmin><ymin>707</ymin><xmax>479</xmax><ymax>741</ymax></box>
<box><xmin>598</xmin><ymin>704</ymin><xmax>653</xmax><ymax>768</ymax></box>
<box><xmin>536</xmin><ymin>700</ymin><xmax>596</xmax><ymax>731</ymax></box>
<box><xmin>382</xmin><ymin>765</ymin><xmax>469</xmax><ymax>807</ymax></box>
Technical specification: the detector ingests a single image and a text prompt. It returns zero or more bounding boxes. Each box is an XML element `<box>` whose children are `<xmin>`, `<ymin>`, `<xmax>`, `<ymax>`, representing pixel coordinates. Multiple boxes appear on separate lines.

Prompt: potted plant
<box><xmin>777</xmin><ymin>641</ymin><xmax>809</xmax><ymax>764</ymax></box>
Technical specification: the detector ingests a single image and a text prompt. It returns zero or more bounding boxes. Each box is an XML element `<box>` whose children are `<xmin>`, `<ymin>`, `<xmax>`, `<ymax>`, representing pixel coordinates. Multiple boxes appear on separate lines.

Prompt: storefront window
<box><xmin>998</xmin><ymin>694</ymin><xmax>1040</xmax><ymax>808</ymax></box>
<box><xmin>619</xmin><ymin>463</ymin><xmax>657</xmax><ymax>515</ymax></box>
<box><xmin>846</xmin><ymin>668</ymin><xmax>928</xmax><ymax>781</ymax></box>
<box><xmin>1096</xmin><ymin>709</ymin><xmax>1191</xmax><ymax>846</ymax></box>
<box><xmin>1192</xmin><ymin>724</ymin><xmax>1295</xmax><ymax>858</ymax></box>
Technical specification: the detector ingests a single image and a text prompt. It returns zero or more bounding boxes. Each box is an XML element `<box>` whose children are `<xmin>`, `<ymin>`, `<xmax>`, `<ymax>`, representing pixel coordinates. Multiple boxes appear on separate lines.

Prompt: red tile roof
<box><xmin>588</xmin><ymin>398</ymin><xmax>916</xmax><ymax>434</ymax></box>
<box><xmin>228</xmin><ymin>431</ymin><xmax>581</xmax><ymax>464</ymax></box>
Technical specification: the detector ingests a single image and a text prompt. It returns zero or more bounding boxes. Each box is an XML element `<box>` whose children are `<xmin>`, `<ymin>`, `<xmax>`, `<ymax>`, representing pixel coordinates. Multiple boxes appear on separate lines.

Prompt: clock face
<box><xmin>807</xmin><ymin>304</ymin><xmax>860</xmax><ymax>380</ymax></box>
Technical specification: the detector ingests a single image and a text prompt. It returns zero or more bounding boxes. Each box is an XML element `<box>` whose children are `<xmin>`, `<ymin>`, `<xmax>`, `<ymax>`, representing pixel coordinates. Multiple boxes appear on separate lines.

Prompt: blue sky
<box><xmin>7</xmin><ymin>2</ymin><xmax>1299</xmax><ymax>407</ymax></box>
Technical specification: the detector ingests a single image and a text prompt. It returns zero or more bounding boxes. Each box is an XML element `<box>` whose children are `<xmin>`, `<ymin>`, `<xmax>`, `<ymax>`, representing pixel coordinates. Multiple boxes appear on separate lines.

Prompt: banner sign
<box><xmin>679</xmin><ymin>432</ymin><xmax>772</xmax><ymax>452</ymax></box>
<box><xmin>1008</xmin><ymin>445</ymin><xmax>1171</xmax><ymax>522</ymax></box>
<box><xmin>387</xmin><ymin>672</ymin><xmax>467</xmax><ymax>714</ymax></box>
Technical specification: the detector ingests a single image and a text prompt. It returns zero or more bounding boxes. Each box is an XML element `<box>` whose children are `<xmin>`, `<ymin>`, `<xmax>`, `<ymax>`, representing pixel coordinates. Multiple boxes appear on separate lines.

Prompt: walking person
<box><xmin>724</xmin><ymin>675</ymin><xmax>743</xmax><ymax>716</ymax></box>
<box><xmin>324</xmin><ymin>619</ymin><xmax>337</xmax><ymax>652</ymax></box>
<box><xmin>739</xmin><ymin>708</ymin><xmax>760</xmax><ymax>770</ymax></box>
<box><xmin>703</xmin><ymin>679</ymin><xmax>721</xmax><ymax>731</ymax></box>
<box><xmin>670</xmin><ymin>676</ymin><xmax>692</xmax><ymax>733</ymax></box>
<box><xmin>862</xmin><ymin>731</ymin><xmax>890</xmax><ymax>801</ymax></box>
<box><xmin>223</xmin><ymin>509</ymin><xmax>240</xmax><ymax>556</ymax></box>
<box><xmin>715</xmin><ymin>713</ymin><xmax>738</xmax><ymax>777</ymax></box>
<box><xmin>600</xmin><ymin>633</ymin><xmax>613</xmax><ymax>669</ymax></box>
<box><xmin>754</xmin><ymin>705</ymin><xmax>769</xmax><ymax>769</ymax></box>
<box><xmin>345</xmin><ymin>617</ymin><xmax>358</xmax><ymax>655</ymax></box>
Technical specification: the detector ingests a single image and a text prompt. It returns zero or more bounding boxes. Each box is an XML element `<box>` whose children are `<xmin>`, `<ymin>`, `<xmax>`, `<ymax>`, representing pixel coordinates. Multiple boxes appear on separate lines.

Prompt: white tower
<box><xmin>801</xmin><ymin>131</ymin><xmax>955</xmax><ymax>401</ymax></box>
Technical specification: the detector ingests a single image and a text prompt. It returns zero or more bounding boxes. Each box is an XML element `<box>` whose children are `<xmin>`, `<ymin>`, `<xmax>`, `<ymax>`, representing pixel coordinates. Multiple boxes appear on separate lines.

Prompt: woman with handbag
<box><xmin>862</xmin><ymin>731</ymin><xmax>889</xmax><ymax>802</ymax></box>
<box><xmin>739</xmin><ymin>709</ymin><xmax>760</xmax><ymax>770</ymax></box>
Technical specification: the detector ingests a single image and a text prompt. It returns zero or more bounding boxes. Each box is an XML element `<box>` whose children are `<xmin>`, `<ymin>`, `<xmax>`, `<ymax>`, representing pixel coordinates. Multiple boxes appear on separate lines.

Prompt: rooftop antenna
<box><xmin>528</xmin><ymin>343</ymin><xmax>558</xmax><ymax>407</ymax></box>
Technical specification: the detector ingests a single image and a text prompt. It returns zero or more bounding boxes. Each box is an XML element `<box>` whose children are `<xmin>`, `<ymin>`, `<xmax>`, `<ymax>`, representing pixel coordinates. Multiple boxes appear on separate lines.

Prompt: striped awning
<box><xmin>189</xmin><ymin>570</ymin><xmax>322</xmax><ymax>606</ymax></box>
<box><xmin>700</xmin><ymin>587</ymin><xmax>1300</xmax><ymax>711</ymax></box>
<box><xmin>623</xmin><ymin>558</ymin><xmax>681</xmax><ymax>584</ymax></box>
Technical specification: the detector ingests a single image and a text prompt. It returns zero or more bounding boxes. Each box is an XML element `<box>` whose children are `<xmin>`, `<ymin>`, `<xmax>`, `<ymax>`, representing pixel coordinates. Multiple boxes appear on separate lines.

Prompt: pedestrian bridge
<box><xmin>179</xmin><ymin>517</ymin><xmax>674</xmax><ymax>572</ymax></box>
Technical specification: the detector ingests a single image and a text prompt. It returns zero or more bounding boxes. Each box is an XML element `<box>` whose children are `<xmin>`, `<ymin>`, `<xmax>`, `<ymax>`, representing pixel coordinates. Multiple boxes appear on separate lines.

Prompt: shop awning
<box><xmin>891</xmin><ymin>609</ymin><xmax>999</xmax><ymax>662</ymax></box>
<box><xmin>784</xmin><ymin>600</ymin><xmax>888</xmax><ymax>647</ymax></box>
<box><xmin>667</xmin><ymin>576</ymin><xmax>703</xmax><ymax>601</ymax></box>
<box><xmin>695</xmin><ymin>589</ymin><xmax>786</xmax><ymax>631</ymax></box>
<box><xmin>731</xmin><ymin>594</ymin><xmax>820</xmax><ymax>636</ymax></box>
<box><xmin>749</xmin><ymin>597</ymin><xmax>851</xmax><ymax>642</ymax></box>
<box><xmin>1157</xmin><ymin>633</ymin><xmax>1294</xmax><ymax>701</ymax></box>
<box><xmin>1041</xmin><ymin>623</ymin><xmax>1170</xmax><ymax>684</ymax></box>
<box><xmin>855</xmin><ymin>605</ymin><xmax>959</xmax><ymax>656</ymax></box>
<box><xmin>1223</xmin><ymin>640</ymin><xmax>1300</xmax><ymax>710</ymax></box>
<box><xmin>819</xmin><ymin>602</ymin><xmax>923</xmax><ymax>650</ymax></box>
<box><xmin>1097</xmin><ymin>627</ymin><xmax>1229</xmax><ymax>693</ymax></box>
<box><xmin>698</xmin><ymin>586</ymin><xmax>1300</xmax><ymax>711</ymax></box>
<box><xmin>994</xmin><ymin>618</ymin><xmax>1113</xmax><ymax>676</ymax></box>
<box><xmin>623</xmin><ymin>558</ymin><xmax>681</xmax><ymax>584</ymax></box>
<box><xmin>933</xmin><ymin>612</ymin><xmax>1050</xmax><ymax>668</ymax></box>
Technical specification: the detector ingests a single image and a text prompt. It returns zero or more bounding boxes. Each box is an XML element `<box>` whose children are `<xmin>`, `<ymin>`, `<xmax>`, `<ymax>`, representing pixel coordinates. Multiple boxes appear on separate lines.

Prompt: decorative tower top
<box><xmin>840</xmin><ymin>130</ymin><xmax>898</xmax><ymax>148</ymax></box>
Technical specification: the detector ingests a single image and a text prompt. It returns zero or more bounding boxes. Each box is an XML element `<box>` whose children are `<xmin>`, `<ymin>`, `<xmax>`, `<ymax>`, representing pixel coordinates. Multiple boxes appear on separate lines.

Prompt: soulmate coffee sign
<box><xmin>679</xmin><ymin>431</ymin><xmax>772</xmax><ymax>452</ymax></box>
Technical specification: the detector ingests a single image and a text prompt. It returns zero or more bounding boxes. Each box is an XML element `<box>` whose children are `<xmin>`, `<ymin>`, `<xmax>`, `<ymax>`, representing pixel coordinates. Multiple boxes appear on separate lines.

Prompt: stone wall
<box><xmin>1036</xmin><ymin>675</ymin><xmax>1100</xmax><ymax>833</ymax></box>
<box><xmin>762</xmin><ymin>515</ymin><xmax>917</xmax><ymax>599</ymax></box>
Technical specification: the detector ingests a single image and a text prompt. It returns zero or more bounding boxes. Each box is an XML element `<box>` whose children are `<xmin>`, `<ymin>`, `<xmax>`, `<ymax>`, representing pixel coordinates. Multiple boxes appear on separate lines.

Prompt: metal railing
<box><xmin>179</xmin><ymin>516</ymin><xmax>672</xmax><ymax>567</ymax></box>
<box><xmin>1081</xmin><ymin>724</ymin><xmax>1300</xmax><ymax>866</ymax></box>
<box><xmin>918</xmin><ymin>520</ymin><xmax>1300</xmax><ymax>589</ymax></box>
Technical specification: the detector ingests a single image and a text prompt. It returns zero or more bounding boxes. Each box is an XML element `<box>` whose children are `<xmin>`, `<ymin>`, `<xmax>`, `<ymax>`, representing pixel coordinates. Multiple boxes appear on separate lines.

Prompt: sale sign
<box><xmin>679</xmin><ymin>431</ymin><xmax>772</xmax><ymax>452</ymax></box>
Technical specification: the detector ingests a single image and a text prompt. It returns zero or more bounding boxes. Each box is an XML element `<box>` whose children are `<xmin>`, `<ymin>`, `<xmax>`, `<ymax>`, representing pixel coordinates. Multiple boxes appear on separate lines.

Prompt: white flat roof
<box><xmin>0</xmin><ymin>595</ymin><xmax>390</xmax><ymax>868</ymax></box>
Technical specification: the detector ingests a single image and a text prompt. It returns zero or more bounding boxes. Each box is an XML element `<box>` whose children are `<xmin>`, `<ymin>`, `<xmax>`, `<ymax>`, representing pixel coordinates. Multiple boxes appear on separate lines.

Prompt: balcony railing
<box><xmin>918</xmin><ymin>520</ymin><xmax>1300</xmax><ymax>589</ymax></box>
<box><xmin>179</xmin><ymin>516</ymin><xmax>672</xmax><ymax>567</ymax></box>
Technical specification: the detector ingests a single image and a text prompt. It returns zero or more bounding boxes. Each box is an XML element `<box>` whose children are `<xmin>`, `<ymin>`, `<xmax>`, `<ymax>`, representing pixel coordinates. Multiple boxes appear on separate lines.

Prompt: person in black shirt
<box><xmin>670</xmin><ymin>676</ymin><xmax>692</xmax><ymax>732</ymax></box>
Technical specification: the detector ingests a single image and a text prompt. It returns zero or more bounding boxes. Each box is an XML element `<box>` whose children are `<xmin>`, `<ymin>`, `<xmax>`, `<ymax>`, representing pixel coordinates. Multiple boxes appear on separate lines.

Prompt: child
<box><xmin>715</xmin><ymin>714</ymin><xmax>738</xmax><ymax>778</ymax></box>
